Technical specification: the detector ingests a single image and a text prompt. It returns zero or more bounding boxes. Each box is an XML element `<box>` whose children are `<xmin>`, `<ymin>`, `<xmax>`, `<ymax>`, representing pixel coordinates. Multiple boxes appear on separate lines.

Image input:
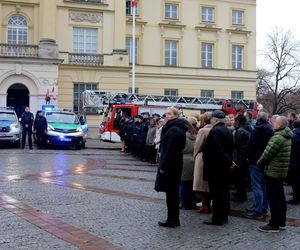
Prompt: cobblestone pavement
<box><xmin>0</xmin><ymin>147</ymin><xmax>300</xmax><ymax>250</ymax></box>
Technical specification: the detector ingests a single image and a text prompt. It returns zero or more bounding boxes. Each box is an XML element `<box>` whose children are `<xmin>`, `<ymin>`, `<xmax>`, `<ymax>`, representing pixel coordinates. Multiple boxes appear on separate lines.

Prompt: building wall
<box><xmin>0</xmin><ymin>0</ymin><xmax>257</xmax><ymax>126</ymax></box>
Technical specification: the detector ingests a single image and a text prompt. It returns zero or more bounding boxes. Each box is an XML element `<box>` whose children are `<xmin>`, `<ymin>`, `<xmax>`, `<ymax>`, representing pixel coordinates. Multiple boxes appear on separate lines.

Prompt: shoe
<box><xmin>29</xmin><ymin>147</ymin><xmax>33</xmax><ymax>150</ymax></box>
<box><xmin>245</xmin><ymin>207</ymin><xmax>254</xmax><ymax>213</ymax></box>
<box><xmin>197</xmin><ymin>206</ymin><xmax>212</xmax><ymax>214</ymax></box>
<box><xmin>244</xmin><ymin>212</ymin><xmax>264</xmax><ymax>220</ymax></box>
<box><xmin>203</xmin><ymin>219</ymin><xmax>225</xmax><ymax>226</ymax></box>
<box><xmin>158</xmin><ymin>220</ymin><xmax>180</xmax><ymax>228</ymax></box>
<box><xmin>287</xmin><ymin>199</ymin><xmax>300</xmax><ymax>205</ymax></box>
<box><xmin>279</xmin><ymin>225</ymin><xmax>287</xmax><ymax>230</ymax></box>
<box><xmin>258</xmin><ymin>224</ymin><xmax>279</xmax><ymax>233</ymax></box>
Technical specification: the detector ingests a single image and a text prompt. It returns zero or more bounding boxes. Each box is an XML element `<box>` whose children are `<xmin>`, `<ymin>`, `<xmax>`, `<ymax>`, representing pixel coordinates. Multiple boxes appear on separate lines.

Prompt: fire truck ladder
<box><xmin>82</xmin><ymin>90</ymin><xmax>255</xmax><ymax>111</ymax></box>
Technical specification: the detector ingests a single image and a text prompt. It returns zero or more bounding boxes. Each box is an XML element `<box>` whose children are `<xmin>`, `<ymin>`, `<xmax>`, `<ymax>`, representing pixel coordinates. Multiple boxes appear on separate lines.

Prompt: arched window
<box><xmin>7</xmin><ymin>15</ymin><xmax>28</xmax><ymax>44</ymax></box>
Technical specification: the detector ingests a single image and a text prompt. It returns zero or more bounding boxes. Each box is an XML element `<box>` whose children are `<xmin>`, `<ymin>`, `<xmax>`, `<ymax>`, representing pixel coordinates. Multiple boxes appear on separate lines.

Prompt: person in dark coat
<box><xmin>140</xmin><ymin>112</ymin><xmax>150</xmax><ymax>161</ymax></box>
<box><xmin>232</xmin><ymin>114</ymin><xmax>252</xmax><ymax>202</ymax></box>
<box><xmin>287</xmin><ymin>120</ymin><xmax>300</xmax><ymax>205</ymax></box>
<box><xmin>245</xmin><ymin>112</ymin><xmax>273</xmax><ymax>219</ymax></box>
<box><xmin>20</xmin><ymin>106</ymin><xmax>34</xmax><ymax>150</ymax></box>
<box><xmin>132</xmin><ymin>116</ymin><xmax>142</xmax><ymax>157</ymax></box>
<box><xmin>203</xmin><ymin>110</ymin><xmax>234</xmax><ymax>225</ymax></box>
<box><xmin>124</xmin><ymin>117</ymin><xmax>134</xmax><ymax>153</ymax></box>
<box><xmin>155</xmin><ymin>107</ymin><xmax>188</xmax><ymax>228</ymax></box>
<box><xmin>34</xmin><ymin>111</ymin><xmax>48</xmax><ymax>149</ymax></box>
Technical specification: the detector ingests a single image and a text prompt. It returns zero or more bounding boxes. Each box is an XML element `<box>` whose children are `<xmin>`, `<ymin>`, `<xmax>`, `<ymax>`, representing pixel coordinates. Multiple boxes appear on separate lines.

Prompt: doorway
<box><xmin>7</xmin><ymin>83</ymin><xmax>29</xmax><ymax>117</ymax></box>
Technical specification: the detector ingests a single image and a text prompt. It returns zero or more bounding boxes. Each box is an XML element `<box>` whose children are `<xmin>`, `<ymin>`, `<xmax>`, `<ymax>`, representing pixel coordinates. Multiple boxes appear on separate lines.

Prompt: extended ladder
<box><xmin>82</xmin><ymin>90</ymin><xmax>255</xmax><ymax>110</ymax></box>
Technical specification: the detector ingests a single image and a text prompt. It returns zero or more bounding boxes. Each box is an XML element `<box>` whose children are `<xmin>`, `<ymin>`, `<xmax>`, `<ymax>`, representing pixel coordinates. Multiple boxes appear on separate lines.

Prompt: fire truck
<box><xmin>82</xmin><ymin>90</ymin><xmax>259</xmax><ymax>142</ymax></box>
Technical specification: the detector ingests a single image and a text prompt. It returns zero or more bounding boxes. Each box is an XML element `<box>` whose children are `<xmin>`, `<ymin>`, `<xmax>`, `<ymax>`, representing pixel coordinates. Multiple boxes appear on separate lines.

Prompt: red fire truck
<box><xmin>82</xmin><ymin>91</ymin><xmax>259</xmax><ymax>142</ymax></box>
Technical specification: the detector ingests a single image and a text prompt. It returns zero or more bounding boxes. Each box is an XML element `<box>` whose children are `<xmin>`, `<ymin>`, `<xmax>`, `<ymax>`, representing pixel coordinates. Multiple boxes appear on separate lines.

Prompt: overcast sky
<box><xmin>257</xmin><ymin>0</ymin><xmax>300</xmax><ymax>66</ymax></box>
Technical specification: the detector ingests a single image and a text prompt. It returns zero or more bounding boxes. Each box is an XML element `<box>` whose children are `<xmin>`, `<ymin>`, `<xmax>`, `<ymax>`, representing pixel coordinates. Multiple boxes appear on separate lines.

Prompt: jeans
<box><xmin>179</xmin><ymin>181</ymin><xmax>193</xmax><ymax>208</ymax></box>
<box><xmin>265</xmin><ymin>176</ymin><xmax>286</xmax><ymax>227</ymax></box>
<box><xmin>249</xmin><ymin>164</ymin><xmax>268</xmax><ymax>214</ymax></box>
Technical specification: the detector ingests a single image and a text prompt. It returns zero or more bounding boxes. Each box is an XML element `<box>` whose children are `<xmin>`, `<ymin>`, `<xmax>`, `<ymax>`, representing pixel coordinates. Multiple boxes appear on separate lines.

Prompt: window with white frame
<box><xmin>126</xmin><ymin>0</ymin><xmax>139</xmax><ymax>15</ymax></box>
<box><xmin>128</xmin><ymin>87</ymin><xmax>139</xmax><ymax>94</ymax></box>
<box><xmin>73</xmin><ymin>83</ymin><xmax>98</xmax><ymax>113</ymax></box>
<box><xmin>165</xmin><ymin>40</ymin><xmax>178</xmax><ymax>66</ymax></box>
<box><xmin>126</xmin><ymin>37</ymin><xmax>138</xmax><ymax>64</ymax></box>
<box><xmin>164</xmin><ymin>89</ymin><xmax>178</xmax><ymax>96</ymax></box>
<box><xmin>201</xmin><ymin>43</ymin><xmax>214</xmax><ymax>68</ymax></box>
<box><xmin>165</xmin><ymin>3</ymin><xmax>179</xmax><ymax>19</ymax></box>
<box><xmin>232</xmin><ymin>10</ymin><xmax>244</xmax><ymax>25</ymax></box>
<box><xmin>231</xmin><ymin>91</ymin><xmax>244</xmax><ymax>99</ymax></box>
<box><xmin>202</xmin><ymin>7</ymin><xmax>215</xmax><ymax>22</ymax></box>
<box><xmin>232</xmin><ymin>45</ymin><xmax>244</xmax><ymax>69</ymax></box>
<box><xmin>7</xmin><ymin>15</ymin><xmax>28</xmax><ymax>45</ymax></box>
<box><xmin>73</xmin><ymin>28</ymin><xmax>97</xmax><ymax>53</ymax></box>
<box><xmin>201</xmin><ymin>90</ymin><xmax>214</xmax><ymax>98</ymax></box>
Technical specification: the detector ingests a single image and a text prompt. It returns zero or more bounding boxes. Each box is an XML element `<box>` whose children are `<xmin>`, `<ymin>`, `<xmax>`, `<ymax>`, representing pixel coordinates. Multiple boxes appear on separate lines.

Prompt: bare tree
<box><xmin>257</xmin><ymin>29</ymin><xmax>300</xmax><ymax>114</ymax></box>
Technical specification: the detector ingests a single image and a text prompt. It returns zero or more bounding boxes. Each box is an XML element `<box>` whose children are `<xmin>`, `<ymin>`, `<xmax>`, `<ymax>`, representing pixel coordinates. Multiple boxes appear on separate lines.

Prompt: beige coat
<box><xmin>193</xmin><ymin>124</ymin><xmax>212</xmax><ymax>192</ymax></box>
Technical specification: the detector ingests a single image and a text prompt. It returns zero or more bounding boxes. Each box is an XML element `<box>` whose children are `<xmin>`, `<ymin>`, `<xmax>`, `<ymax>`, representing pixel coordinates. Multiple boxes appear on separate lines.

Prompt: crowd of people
<box><xmin>117</xmin><ymin>108</ymin><xmax>300</xmax><ymax>233</ymax></box>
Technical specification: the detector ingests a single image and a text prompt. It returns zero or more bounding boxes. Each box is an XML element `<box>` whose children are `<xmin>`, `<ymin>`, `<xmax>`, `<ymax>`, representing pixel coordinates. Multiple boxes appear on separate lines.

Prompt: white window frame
<box><xmin>126</xmin><ymin>0</ymin><xmax>139</xmax><ymax>16</ymax></box>
<box><xmin>164</xmin><ymin>89</ymin><xmax>178</xmax><ymax>96</ymax></box>
<box><xmin>7</xmin><ymin>15</ymin><xmax>28</xmax><ymax>45</ymax></box>
<box><xmin>232</xmin><ymin>10</ymin><xmax>244</xmax><ymax>25</ymax></box>
<box><xmin>201</xmin><ymin>90</ymin><xmax>214</xmax><ymax>98</ymax></box>
<box><xmin>202</xmin><ymin>7</ymin><xmax>215</xmax><ymax>23</ymax></box>
<box><xmin>231</xmin><ymin>91</ymin><xmax>244</xmax><ymax>100</ymax></box>
<box><xmin>165</xmin><ymin>3</ymin><xmax>179</xmax><ymax>19</ymax></box>
<box><xmin>126</xmin><ymin>37</ymin><xmax>138</xmax><ymax>64</ymax></box>
<box><xmin>165</xmin><ymin>40</ymin><xmax>178</xmax><ymax>66</ymax></box>
<box><xmin>232</xmin><ymin>45</ymin><xmax>244</xmax><ymax>70</ymax></box>
<box><xmin>73</xmin><ymin>28</ymin><xmax>97</xmax><ymax>54</ymax></box>
<box><xmin>201</xmin><ymin>43</ymin><xmax>214</xmax><ymax>68</ymax></box>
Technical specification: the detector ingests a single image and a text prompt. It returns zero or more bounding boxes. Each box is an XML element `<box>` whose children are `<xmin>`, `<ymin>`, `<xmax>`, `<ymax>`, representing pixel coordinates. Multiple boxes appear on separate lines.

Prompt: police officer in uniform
<box><xmin>132</xmin><ymin>115</ymin><xmax>142</xmax><ymax>157</ymax></box>
<box><xmin>140</xmin><ymin>112</ymin><xmax>150</xmax><ymax>161</ymax></box>
<box><xmin>20</xmin><ymin>106</ymin><xmax>34</xmax><ymax>149</ymax></box>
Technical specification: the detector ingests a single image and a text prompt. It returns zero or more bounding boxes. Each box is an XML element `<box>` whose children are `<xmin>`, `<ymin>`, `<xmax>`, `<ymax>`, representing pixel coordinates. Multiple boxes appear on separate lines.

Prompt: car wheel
<box><xmin>15</xmin><ymin>141</ymin><xmax>21</xmax><ymax>148</ymax></box>
<box><xmin>82</xmin><ymin>142</ymin><xmax>86</xmax><ymax>149</ymax></box>
<box><xmin>75</xmin><ymin>145</ymin><xmax>82</xmax><ymax>150</ymax></box>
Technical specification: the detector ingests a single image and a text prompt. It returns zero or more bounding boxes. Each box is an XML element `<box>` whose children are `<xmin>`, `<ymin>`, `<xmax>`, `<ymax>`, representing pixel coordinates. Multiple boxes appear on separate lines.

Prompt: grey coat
<box><xmin>181</xmin><ymin>132</ymin><xmax>196</xmax><ymax>181</ymax></box>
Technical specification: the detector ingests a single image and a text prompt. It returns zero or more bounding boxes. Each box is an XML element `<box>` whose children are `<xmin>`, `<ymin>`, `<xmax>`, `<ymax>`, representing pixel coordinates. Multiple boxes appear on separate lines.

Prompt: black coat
<box><xmin>34</xmin><ymin>116</ymin><xmax>48</xmax><ymax>134</ymax></box>
<box><xmin>234</xmin><ymin>125</ymin><xmax>252</xmax><ymax>166</ymax></box>
<box><xmin>288</xmin><ymin>128</ymin><xmax>300</xmax><ymax>182</ymax></box>
<box><xmin>21</xmin><ymin>112</ymin><xmax>34</xmax><ymax>127</ymax></box>
<box><xmin>247</xmin><ymin>123</ymin><xmax>274</xmax><ymax>166</ymax></box>
<box><xmin>203</xmin><ymin>122</ymin><xmax>234</xmax><ymax>182</ymax></box>
<box><xmin>155</xmin><ymin>118</ymin><xmax>188</xmax><ymax>192</ymax></box>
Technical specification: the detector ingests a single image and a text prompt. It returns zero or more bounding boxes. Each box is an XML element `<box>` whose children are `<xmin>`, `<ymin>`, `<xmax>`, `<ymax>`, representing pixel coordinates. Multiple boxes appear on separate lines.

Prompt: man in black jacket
<box><xmin>232</xmin><ymin>114</ymin><xmax>252</xmax><ymax>202</ymax></box>
<box><xmin>156</xmin><ymin>107</ymin><xmax>188</xmax><ymax>228</ymax></box>
<box><xmin>203</xmin><ymin>110</ymin><xmax>234</xmax><ymax>225</ymax></box>
<box><xmin>245</xmin><ymin>112</ymin><xmax>273</xmax><ymax>219</ymax></box>
<box><xmin>34</xmin><ymin>111</ymin><xmax>48</xmax><ymax>149</ymax></box>
<box><xmin>20</xmin><ymin>107</ymin><xmax>34</xmax><ymax>149</ymax></box>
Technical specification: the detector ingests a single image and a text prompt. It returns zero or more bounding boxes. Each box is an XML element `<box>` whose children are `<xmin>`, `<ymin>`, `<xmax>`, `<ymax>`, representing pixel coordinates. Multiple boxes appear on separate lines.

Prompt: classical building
<box><xmin>0</xmin><ymin>0</ymin><xmax>256</xmax><ymax>123</ymax></box>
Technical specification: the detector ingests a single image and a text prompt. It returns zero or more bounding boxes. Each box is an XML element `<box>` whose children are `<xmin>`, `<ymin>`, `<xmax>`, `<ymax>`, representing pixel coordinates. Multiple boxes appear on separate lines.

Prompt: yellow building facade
<box><xmin>0</xmin><ymin>0</ymin><xmax>256</xmax><ymax>125</ymax></box>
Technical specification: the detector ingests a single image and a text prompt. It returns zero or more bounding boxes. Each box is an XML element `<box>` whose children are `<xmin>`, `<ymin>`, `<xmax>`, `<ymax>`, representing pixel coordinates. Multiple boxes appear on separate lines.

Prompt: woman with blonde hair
<box><xmin>193</xmin><ymin>112</ymin><xmax>213</xmax><ymax>213</ymax></box>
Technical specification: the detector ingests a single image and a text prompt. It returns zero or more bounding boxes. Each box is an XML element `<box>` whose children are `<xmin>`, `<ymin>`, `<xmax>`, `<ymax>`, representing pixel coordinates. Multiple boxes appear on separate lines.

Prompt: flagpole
<box><xmin>132</xmin><ymin>1</ymin><xmax>136</xmax><ymax>95</ymax></box>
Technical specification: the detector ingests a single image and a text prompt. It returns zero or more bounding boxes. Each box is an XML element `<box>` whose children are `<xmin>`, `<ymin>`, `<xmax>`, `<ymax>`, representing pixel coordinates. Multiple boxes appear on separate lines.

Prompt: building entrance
<box><xmin>7</xmin><ymin>84</ymin><xmax>29</xmax><ymax>117</ymax></box>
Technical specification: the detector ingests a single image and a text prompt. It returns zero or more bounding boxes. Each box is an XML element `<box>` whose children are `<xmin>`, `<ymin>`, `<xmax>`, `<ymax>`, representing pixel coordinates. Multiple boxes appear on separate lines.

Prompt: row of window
<box><xmin>73</xmin><ymin>83</ymin><xmax>244</xmax><ymax>112</ymax></box>
<box><xmin>5</xmin><ymin>15</ymin><xmax>244</xmax><ymax>69</ymax></box>
<box><xmin>126</xmin><ymin>1</ymin><xmax>245</xmax><ymax>26</ymax></box>
<box><xmin>127</xmin><ymin>37</ymin><xmax>244</xmax><ymax>70</ymax></box>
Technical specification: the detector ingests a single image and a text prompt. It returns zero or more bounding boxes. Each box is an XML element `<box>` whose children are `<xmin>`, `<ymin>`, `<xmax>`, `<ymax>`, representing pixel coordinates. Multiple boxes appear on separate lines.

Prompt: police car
<box><xmin>44</xmin><ymin>107</ymin><xmax>87</xmax><ymax>150</ymax></box>
<box><xmin>0</xmin><ymin>107</ymin><xmax>21</xmax><ymax>147</ymax></box>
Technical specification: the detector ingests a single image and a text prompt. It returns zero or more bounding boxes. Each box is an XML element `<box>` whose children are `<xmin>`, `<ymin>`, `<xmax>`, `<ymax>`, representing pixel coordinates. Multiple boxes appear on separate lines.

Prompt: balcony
<box><xmin>64</xmin><ymin>0</ymin><xmax>103</xmax><ymax>4</ymax></box>
<box><xmin>68</xmin><ymin>53</ymin><xmax>104</xmax><ymax>66</ymax></box>
<box><xmin>0</xmin><ymin>43</ymin><xmax>38</xmax><ymax>58</ymax></box>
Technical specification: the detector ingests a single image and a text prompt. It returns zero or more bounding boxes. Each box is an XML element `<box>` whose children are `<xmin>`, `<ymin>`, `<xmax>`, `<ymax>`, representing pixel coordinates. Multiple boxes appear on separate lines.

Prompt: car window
<box><xmin>46</xmin><ymin>112</ymin><xmax>79</xmax><ymax>124</ymax></box>
<box><xmin>0</xmin><ymin>112</ymin><xmax>16</xmax><ymax>122</ymax></box>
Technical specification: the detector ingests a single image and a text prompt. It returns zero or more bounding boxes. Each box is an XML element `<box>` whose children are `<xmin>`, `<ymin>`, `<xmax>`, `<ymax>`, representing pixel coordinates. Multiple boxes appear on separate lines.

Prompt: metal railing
<box><xmin>69</xmin><ymin>53</ymin><xmax>104</xmax><ymax>66</ymax></box>
<box><xmin>64</xmin><ymin>0</ymin><xmax>103</xmax><ymax>3</ymax></box>
<box><xmin>0</xmin><ymin>43</ymin><xmax>38</xmax><ymax>57</ymax></box>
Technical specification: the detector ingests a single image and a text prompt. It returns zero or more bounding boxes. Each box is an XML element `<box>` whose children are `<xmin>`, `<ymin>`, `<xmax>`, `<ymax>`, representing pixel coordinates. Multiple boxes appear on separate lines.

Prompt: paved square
<box><xmin>0</xmin><ymin>147</ymin><xmax>300</xmax><ymax>249</ymax></box>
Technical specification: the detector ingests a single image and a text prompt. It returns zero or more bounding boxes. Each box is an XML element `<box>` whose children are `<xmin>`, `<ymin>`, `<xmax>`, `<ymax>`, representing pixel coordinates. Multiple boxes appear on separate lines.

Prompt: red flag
<box><xmin>131</xmin><ymin>0</ymin><xmax>138</xmax><ymax>7</ymax></box>
<box><xmin>45</xmin><ymin>88</ymin><xmax>49</xmax><ymax>101</ymax></box>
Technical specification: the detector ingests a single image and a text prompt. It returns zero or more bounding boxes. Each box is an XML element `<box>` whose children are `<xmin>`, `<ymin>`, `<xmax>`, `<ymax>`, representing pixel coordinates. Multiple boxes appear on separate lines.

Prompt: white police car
<box><xmin>0</xmin><ymin>107</ymin><xmax>21</xmax><ymax>147</ymax></box>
